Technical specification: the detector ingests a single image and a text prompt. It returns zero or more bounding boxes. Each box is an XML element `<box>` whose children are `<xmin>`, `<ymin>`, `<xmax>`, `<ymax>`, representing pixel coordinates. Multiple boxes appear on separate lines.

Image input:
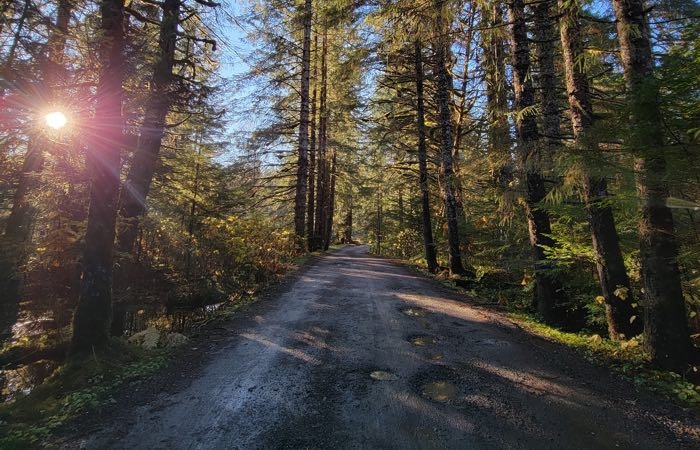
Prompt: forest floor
<box><xmin>57</xmin><ymin>245</ymin><xmax>700</xmax><ymax>449</ymax></box>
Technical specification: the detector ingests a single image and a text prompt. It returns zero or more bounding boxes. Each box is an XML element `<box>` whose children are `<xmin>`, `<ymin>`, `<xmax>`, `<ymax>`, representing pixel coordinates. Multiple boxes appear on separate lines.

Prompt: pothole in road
<box><xmin>421</xmin><ymin>381</ymin><xmax>457</xmax><ymax>403</ymax></box>
<box><xmin>401</xmin><ymin>307</ymin><xmax>428</xmax><ymax>317</ymax></box>
<box><xmin>408</xmin><ymin>334</ymin><xmax>436</xmax><ymax>347</ymax></box>
<box><xmin>411</xmin><ymin>365</ymin><xmax>462</xmax><ymax>404</ymax></box>
<box><xmin>370</xmin><ymin>370</ymin><xmax>399</xmax><ymax>381</ymax></box>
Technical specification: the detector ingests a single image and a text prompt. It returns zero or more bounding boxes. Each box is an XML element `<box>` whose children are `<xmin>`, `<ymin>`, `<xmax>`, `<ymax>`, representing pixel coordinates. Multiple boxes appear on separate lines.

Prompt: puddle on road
<box><xmin>370</xmin><ymin>370</ymin><xmax>399</xmax><ymax>381</ymax></box>
<box><xmin>408</xmin><ymin>334</ymin><xmax>436</xmax><ymax>347</ymax></box>
<box><xmin>401</xmin><ymin>307</ymin><xmax>427</xmax><ymax>317</ymax></box>
<box><xmin>421</xmin><ymin>381</ymin><xmax>457</xmax><ymax>402</ymax></box>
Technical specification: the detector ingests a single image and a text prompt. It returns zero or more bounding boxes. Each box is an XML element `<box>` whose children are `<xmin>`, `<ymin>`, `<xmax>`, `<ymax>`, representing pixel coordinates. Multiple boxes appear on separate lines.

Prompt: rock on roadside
<box><xmin>128</xmin><ymin>327</ymin><xmax>188</xmax><ymax>349</ymax></box>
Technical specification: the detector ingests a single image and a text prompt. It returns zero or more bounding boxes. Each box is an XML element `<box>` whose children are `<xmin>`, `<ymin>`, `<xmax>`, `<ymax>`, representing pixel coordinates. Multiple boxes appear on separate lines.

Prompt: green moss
<box><xmin>0</xmin><ymin>340</ymin><xmax>170</xmax><ymax>449</ymax></box>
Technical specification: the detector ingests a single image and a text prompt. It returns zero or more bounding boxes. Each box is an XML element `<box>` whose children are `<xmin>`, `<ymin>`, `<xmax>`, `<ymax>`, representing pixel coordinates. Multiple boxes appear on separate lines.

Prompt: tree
<box><xmin>70</xmin><ymin>0</ymin><xmax>126</xmax><ymax>352</ymax></box>
<box><xmin>507</xmin><ymin>0</ymin><xmax>564</xmax><ymax>324</ymax></box>
<box><xmin>293</xmin><ymin>0</ymin><xmax>312</xmax><ymax>244</ymax></box>
<box><xmin>611</xmin><ymin>0</ymin><xmax>691</xmax><ymax>369</ymax></box>
<box><xmin>413</xmin><ymin>39</ymin><xmax>438</xmax><ymax>273</ymax></box>
<box><xmin>116</xmin><ymin>0</ymin><xmax>181</xmax><ymax>255</ymax></box>
<box><xmin>558</xmin><ymin>0</ymin><xmax>641</xmax><ymax>340</ymax></box>
<box><xmin>433</xmin><ymin>0</ymin><xmax>465</xmax><ymax>275</ymax></box>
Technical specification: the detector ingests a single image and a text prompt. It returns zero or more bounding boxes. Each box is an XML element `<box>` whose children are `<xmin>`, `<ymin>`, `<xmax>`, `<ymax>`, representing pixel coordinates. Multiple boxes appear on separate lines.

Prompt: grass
<box><xmin>0</xmin><ymin>340</ymin><xmax>171</xmax><ymax>449</ymax></box>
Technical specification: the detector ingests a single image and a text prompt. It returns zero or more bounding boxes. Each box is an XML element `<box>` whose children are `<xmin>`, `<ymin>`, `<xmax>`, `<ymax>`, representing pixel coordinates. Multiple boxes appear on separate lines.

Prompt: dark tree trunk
<box><xmin>414</xmin><ymin>40</ymin><xmax>438</xmax><ymax>273</ymax></box>
<box><xmin>433</xmin><ymin>0</ymin><xmax>465</xmax><ymax>275</ymax></box>
<box><xmin>344</xmin><ymin>199</ymin><xmax>352</xmax><ymax>243</ymax></box>
<box><xmin>306</xmin><ymin>32</ymin><xmax>318</xmax><ymax>251</ymax></box>
<box><xmin>323</xmin><ymin>149</ymin><xmax>336</xmax><ymax>250</ymax></box>
<box><xmin>612</xmin><ymin>0</ymin><xmax>691</xmax><ymax>369</ymax></box>
<box><xmin>71</xmin><ymin>0</ymin><xmax>126</xmax><ymax>353</ymax></box>
<box><xmin>558</xmin><ymin>0</ymin><xmax>641</xmax><ymax>340</ymax></box>
<box><xmin>533</xmin><ymin>1</ymin><xmax>559</xmax><ymax>152</ymax></box>
<box><xmin>480</xmin><ymin>1</ymin><xmax>512</xmax><ymax>185</ymax></box>
<box><xmin>313</xmin><ymin>30</ymin><xmax>328</xmax><ymax>251</ymax></box>
<box><xmin>293</xmin><ymin>0</ymin><xmax>312</xmax><ymax>244</ymax></box>
<box><xmin>116</xmin><ymin>0</ymin><xmax>180</xmax><ymax>255</ymax></box>
<box><xmin>508</xmin><ymin>0</ymin><xmax>563</xmax><ymax>324</ymax></box>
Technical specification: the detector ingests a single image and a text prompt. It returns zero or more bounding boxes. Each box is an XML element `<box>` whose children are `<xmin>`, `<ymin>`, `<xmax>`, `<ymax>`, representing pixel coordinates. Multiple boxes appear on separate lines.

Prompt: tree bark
<box><xmin>71</xmin><ymin>0</ymin><xmax>126</xmax><ymax>352</ymax></box>
<box><xmin>306</xmin><ymin>32</ymin><xmax>318</xmax><ymax>251</ymax></box>
<box><xmin>343</xmin><ymin>199</ymin><xmax>352</xmax><ymax>243</ymax></box>
<box><xmin>480</xmin><ymin>1</ymin><xmax>512</xmax><ymax>185</ymax></box>
<box><xmin>414</xmin><ymin>39</ymin><xmax>438</xmax><ymax>273</ymax></box>
<box><xmin>293</xmin><ymin>0</ymin><xmax>312</xmax><ymax>244</ymax></box>
<box><xmin>508</xmin><ymin>0</ymin><xmax>563</xmax><ymax>324</ymax></box>
<box><xmin>612</xmin><ymin>0</ymin><xmax>691</xmax><ymax>369</ymax></box>
<box><xmin>558</xmin><ymin>0</ymin><xmax>641</xmax><ymax>340</ymax></box>
<box><xmin>433</xmin><ymin>0</ymin><xmax>465</xmax><ymax>275</ymax></box>
<box><xmin>323</xmin><ymin>149</ymin><xmax>336</xmax><ymax>250</ymax></box>
<box><xmin>313</xmin><ymin>29</ymin><xmax>328</xmax><ymax>251</ymax></box>
<box><xmin>116</xmin><ymin>0</ymin><xmax>180</xmax><ymax>255</ymax></box>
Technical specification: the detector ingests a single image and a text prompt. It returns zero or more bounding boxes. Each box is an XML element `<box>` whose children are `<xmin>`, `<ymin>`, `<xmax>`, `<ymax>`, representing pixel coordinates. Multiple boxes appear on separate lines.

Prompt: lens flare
<box><xmin>45</xmin><ymin>111</ymin><xmax>67</xmax><ymax>129</ymax></box>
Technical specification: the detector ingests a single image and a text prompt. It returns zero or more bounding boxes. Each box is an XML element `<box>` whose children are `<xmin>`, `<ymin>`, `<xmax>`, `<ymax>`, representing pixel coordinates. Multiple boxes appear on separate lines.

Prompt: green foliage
<box><xmin>510</xmin><ymin>313</ymin><xmax>700</xmax><ymax>409</ymax></box>
<box><xmin>0</xmin><ymin>341</ymin><xmax>170</xmax><ymax>449</ymax></box>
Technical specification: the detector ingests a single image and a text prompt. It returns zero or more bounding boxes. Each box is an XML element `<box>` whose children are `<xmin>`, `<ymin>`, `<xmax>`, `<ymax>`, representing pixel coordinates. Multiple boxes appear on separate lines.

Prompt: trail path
<box><xmin>73</xmin><ymin>245</ymin><xmax>699</xmax><ymax>449</ymax></box>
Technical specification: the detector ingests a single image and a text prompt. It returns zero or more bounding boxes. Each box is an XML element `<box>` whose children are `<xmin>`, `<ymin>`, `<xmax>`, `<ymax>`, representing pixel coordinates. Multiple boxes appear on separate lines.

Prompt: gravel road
<box><xmin>72</xmin><ymin>245</ymin><xmax>700</xmax><ymax>449</ymax></box>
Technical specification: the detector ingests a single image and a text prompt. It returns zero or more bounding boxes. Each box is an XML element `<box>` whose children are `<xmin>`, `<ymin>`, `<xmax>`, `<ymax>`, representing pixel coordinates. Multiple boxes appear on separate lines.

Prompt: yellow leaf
<box><xmin>690</xmin><ymin>311</ymin><xmax>698</xmax><ymax>318</ymax></box>
<box><xmin>589</xmin><ymin>334</ymin><xmax>603</xmax><ymax>344</ymax></box>
<box><xmin>614</xmin><ymin>286</ymin><xmax>629</xmax><ymax>301</ymax></box>
<box><xmin>595</xmin><ymin>295</ymin><xmax>605</xmax><ymax>305</ymax></box>
<box><xmin>630</xmin><ymin>315</ymin><xmax>637</xmax><ymax>324</ymax></box>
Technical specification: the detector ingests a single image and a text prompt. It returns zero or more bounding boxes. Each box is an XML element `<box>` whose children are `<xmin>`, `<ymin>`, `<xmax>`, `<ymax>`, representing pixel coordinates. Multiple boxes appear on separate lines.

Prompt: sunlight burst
<box><xmin>44</xmin><ymin>111</ymin><xmax>67</xmax><ymax>129</ymax></box>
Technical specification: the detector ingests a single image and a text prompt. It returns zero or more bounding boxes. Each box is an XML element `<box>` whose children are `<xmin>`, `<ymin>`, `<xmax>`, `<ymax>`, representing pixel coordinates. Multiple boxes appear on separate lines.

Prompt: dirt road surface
<box><xmin>71</xmin><ymin>245</ymin><xmax>699</xmax><ymax>449</ymax></box>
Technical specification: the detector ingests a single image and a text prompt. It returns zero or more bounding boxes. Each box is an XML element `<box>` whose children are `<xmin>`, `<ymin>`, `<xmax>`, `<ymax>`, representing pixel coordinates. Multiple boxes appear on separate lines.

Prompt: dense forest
<box><xmin>0</xmin><ymin>0</ymin><xmax>699</xmax><ymax>422</ymax></box>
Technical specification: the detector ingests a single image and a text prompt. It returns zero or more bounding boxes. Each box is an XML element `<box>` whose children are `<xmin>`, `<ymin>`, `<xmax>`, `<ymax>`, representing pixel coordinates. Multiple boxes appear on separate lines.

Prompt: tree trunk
<box><xmin>414</xmin><ymin>39</ymin><xmax>438</xmax><ymax>273</ymax></box>
<box><xmin>323</xmin><ymin>149</ymin><xmax>336</xmax><ymax>250</ymax></box>
<box><xmin>293</xmin><ymin>0</ymin><xmax>312</xmax><ymax>244</ymax></box>
<box><xmin>344</xmin><ymin>199</ymin><xmax>352</xmax><ymax>243</ymax></box>
<box><xmin>434</xmin><ymin>0</ymin><xmax>465</xmax><ymax>275</ymax></box>
<box><xmin>313</xmin><ymin>29</ymin><xmax>328</xmax><ymax>251</ymax></box>
<box><xmin>306</xmin><ymin>32</ymin><xmax>318</xmax><ymax>251</ymax></box>
<box><xmin>116</xmin><ymin>0</ymin><xmax>180</xmax><ymax>255</ymax></box>
<box><xmin>508</xmin><ymin>0</ymin><xmax>563</xmax><ymax>324</ymax></box>
<box><xmin>611</xmin><ymin>0</ymin><xmax>691</xmax><ymax>369</ymax></box>
<box><xmin>481</xmin><ymin>1</ymin><xmax>512</xmax><ymax>186</ymax></box>
<box><xmin>71</xmin><ymin>0</ymin><xmax>126</xmax><ymax>353</ymax></box>
<box><xmin>558</xmin><ymin>0</ymin><xmax>641</xmax><ymax>340</ymax></box>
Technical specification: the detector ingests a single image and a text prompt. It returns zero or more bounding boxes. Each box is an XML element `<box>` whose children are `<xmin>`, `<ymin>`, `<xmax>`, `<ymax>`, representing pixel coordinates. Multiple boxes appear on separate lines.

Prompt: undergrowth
<box><xmin>508</xmin><ymin>312</ymin><xmax>700</xmax><ymax>410</ymax></box>
<box><xmin>0</xmin><ymin>340</ymin><xmax>170</xmax><ymax>449</ymax></box>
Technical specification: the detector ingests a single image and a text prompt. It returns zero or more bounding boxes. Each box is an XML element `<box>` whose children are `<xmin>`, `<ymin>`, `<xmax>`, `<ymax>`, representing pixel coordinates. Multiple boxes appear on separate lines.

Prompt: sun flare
<box><xmin>44</xmin><ymin>111</ymin><xmax>68</xmax><ymax>130</ymax></box>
